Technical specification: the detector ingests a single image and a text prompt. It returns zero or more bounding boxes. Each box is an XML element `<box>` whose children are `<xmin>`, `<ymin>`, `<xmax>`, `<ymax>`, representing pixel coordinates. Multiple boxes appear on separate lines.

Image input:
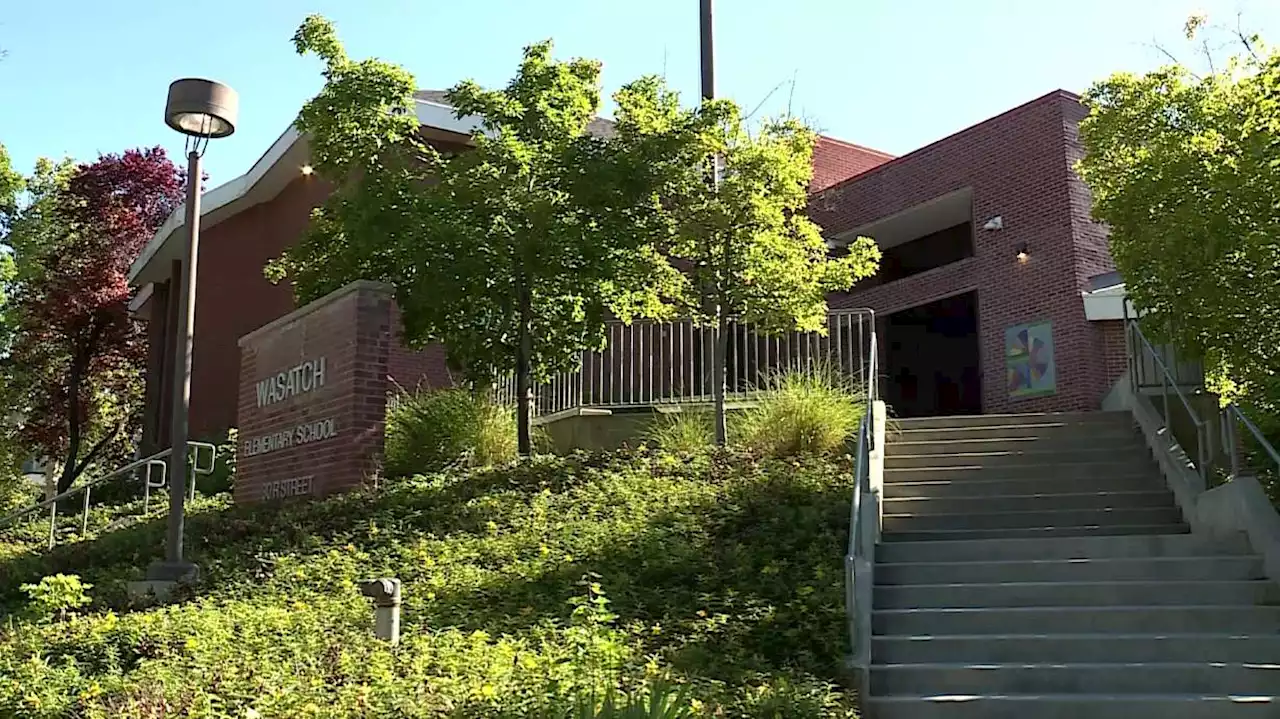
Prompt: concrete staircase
<box><xmin>867</xmin><ymin>410</ymin><xmax>1280</xmax><ymax>718</ymax></box>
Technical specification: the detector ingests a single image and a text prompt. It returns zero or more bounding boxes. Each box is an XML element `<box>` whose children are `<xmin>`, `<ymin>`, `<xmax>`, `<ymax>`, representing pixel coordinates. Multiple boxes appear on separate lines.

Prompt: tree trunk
<box><xmin>515</xmin><ymin>276</ymin><xmax>534</xmax><ymax>456</ymax></box>
<box><xmin>711</xmin><ymin>227</ymin><xmax>732</xmax><ymax>447</ymax></box>
<box><xmin>57</xmin><ymin>359</ymin><xmax>84</xmax><ymax>495</ymax></box>
<box><xmin>712</xmin><ymin>305</ymin><xmax>729</xmax><ymax>446</ymax></box>
<box><xmin>43</xmin><ymin>461</ymin><xmax>58</xmax><ymax>502</ymax></box>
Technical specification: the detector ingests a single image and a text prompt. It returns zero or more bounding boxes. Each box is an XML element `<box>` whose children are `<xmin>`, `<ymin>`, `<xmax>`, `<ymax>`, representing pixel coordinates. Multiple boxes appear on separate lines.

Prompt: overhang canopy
<box><xmin>829</xmin><ymin>187</ymin><xmax>973</xmax><ymax>250</ymax></box>
<box><xmin>1082</xmin><ymin>270</ymin><xmax>1138</xmax><ymax>321</ymax></box>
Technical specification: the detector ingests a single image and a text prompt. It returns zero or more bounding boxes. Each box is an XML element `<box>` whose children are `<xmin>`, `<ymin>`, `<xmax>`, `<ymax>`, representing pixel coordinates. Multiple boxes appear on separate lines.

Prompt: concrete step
<box><xmin>883</xmin><ymin>474</ymin><xmax>1163</xmax><ymax>499</ymax></box>
<box><xmin>895</xmin><ymin>422</ymin><xmax>1140</xmax><ymax>442</ymax></box>
<box><xmin>894</xmin><ymin>411</ymin><xmax>1133</xmax><ymax>430</ymax></box>
<box><xmin>872</xmin><ymin>633</ymin><xmax>1280</xmax><ymax>665</ymax></box>
<box><xmin>876</xmin><ymin>532</ymin><xmax>1252</xmax><ymax>563</ymax></box>
<box><xmin>882</xmin><ymin>506</ymin><xmax>1183</xmax><ymax>532</ymax></box>
<box><xmin>873</xmin><ymin>579</ymin><xmax>1280</xmax><ymax>610</ymax></box>
<box><xmin>882</xmin><ymin>490</ymin><xmax>1175</xmax><ymax>515</ymax></box>
<box><xmin>867</xmin><ymin>694</ymin><xmax>1280</xmax><ymax>719</ymax></box>
<box><xmin>885</xmin><ymin>461</ymin><xmax>1156</xmax><ymax>482</ymax></box>
<box><xmin>886</xmin><ymin>447</ymin><xmax>1151</xmax><ymax>469</ymax></box>
<box><xmin>872</xmin><ymin>605</ymin><xmax>1280</xmax><ymax>636</ymax></box>
<box><xmin>875</xmin><ymin>555</ymin><xmax>1266</xmax><ymax>585</ymax></box>
<box><xmin>870</xmin><ymin>662</ymin><xmax>1280</xmax><ymax>696</ymax></box>
<box><xmin>882</xmin><ymin>524</ymin><xmax>1191</xmax><ymax>543</ymax></box>
<box><xmin>887</xmin><ymin>435</ymin><xmax>1144</xmax><ymax>456</ymax></box>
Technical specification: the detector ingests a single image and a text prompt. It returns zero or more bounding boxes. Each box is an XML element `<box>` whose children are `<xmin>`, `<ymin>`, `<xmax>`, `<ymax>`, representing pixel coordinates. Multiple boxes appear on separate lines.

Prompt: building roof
<box><xmin>129</xmin><ymin>92</ymin><xmax>616</xmax><ymax>286</ymax></box>
<box><xmin>810</xmin><ymin>135</ymin><xmax>894</xmax><ymax>192</ymax></box>
<box><xmin>126</xmin><ymin>89</ymin><xmax>891</xmax><ymax>286</ymax></box>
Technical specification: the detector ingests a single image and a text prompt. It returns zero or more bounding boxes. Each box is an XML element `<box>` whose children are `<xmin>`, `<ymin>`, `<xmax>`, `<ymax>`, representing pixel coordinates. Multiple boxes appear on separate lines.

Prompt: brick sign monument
<box><xmin>236</xmin><ymin>281</ymin><xmax>396</xmax><ymax>503</ymax></box>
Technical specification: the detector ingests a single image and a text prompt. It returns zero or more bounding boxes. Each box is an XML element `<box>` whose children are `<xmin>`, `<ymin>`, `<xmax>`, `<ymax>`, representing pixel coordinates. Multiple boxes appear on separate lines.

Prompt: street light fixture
<box><xmin>149</xmin><ymin>78</ymin><xmax>238</xmax><ymax>583</ymax></box>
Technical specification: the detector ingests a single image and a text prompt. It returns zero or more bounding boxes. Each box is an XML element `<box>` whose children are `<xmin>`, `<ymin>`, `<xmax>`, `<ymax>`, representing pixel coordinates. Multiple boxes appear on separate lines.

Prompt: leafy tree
<box><xmin>0</xmin><ymin>143</ymin><xmax>22</xmax><ymax>350</ymax></box>
<box><xmin>4</xmin><ymin>148</ymin><xmax>184</xmax><ymax>494</ymax></box>
<box><xmin>606</xmin><ymin>81</ymin><xmax>881</xmax><ymax>443</ymax></box>
<box><xmin>0</xmin><ymin>143</ymin><xmax>21</xmax><ymax>231</ymax></box>
<box><xmin>1077</xmin><ymin>23</ymin><xmax>1280</xmax><ymax>441</ymax></box>
<box><xmin>269</xmin><ymin>16</ymin><xmax>681</xmax><ymax>454</ymax></box>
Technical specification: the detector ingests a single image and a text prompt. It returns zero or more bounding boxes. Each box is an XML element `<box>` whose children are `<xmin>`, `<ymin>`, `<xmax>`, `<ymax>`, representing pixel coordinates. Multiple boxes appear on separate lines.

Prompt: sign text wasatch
<box><xmin>256</xmin><ymin>357</ymin><xmax>327</xmax><ymax>408</ymax></box>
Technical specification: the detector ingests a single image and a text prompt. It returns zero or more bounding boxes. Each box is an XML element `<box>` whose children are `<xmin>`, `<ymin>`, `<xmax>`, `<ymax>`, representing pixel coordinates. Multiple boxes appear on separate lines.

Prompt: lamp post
<box><xmin>149</xmin><ymin>78</ymin><xmax>238</xmax><ymax>581</ymax></box>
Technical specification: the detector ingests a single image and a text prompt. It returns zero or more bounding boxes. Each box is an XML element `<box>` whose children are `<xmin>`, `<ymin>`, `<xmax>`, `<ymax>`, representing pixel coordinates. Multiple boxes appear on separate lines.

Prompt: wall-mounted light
<box><xmin>300</xmin><ymin>164</ymin><xmax>314</xmax><ymax>176</ymax></box>
<box><xmin>1016</xmin><ymin>242</ymin><xmax>1029</xmax><ymax>263</ymax></box>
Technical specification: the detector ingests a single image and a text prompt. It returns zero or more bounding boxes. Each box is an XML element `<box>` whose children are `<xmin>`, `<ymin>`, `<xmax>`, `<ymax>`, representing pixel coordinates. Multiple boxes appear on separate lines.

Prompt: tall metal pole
<box><xmin>164</xmin><ymin>149</ymin><xmax>200</xmax><ymax>568</ymax></box>
<box><xmin>700</xmin><ymin>0</ymin><xmax>715</xmax><ymax>100</ymax></box>
<box><xmin>700</xmin><ymin>0</ymin><xmax>729</xmax><ymax>445</ymax></box>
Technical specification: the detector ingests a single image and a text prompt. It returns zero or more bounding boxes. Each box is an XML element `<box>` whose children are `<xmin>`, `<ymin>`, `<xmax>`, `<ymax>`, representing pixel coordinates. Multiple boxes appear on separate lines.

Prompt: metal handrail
<box><xmin>1223</xmin><ymin>403</ymin><xmax>1280</xmax><ymax>480</ymax></box>
<box><xmin>1127</xmin><ymin>320</ymin><xmax>1214</xmax><ymax>485</ymax></box>
<box><xmin>0</xmin><ymin>441</ymin><xmax>219</xmax><ymax>549</ymax></box>
<box><xmin>844</xmin><ymin>313</ymin><xmax>877</xmax><ymax>664</ymax></box>
<box><xmin>1126</xmin><ymin>316</ymin><xmax>1280</xmax><ymax>486</ymax></box>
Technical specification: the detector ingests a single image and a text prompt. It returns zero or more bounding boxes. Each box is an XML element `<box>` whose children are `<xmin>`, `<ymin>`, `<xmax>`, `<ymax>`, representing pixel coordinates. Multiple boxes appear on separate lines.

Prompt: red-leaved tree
<box><xmin>7</xmin><ymin>147</ymin><xmax>184</xmax><ymax>494</ymax></box>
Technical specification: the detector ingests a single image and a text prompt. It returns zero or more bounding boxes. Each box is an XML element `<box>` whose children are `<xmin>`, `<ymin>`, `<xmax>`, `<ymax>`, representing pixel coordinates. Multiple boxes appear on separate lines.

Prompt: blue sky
<box><xmin>2</xmin><ymin>0</ymin><xmax>1278</xmax><ymax>185</ymax></box>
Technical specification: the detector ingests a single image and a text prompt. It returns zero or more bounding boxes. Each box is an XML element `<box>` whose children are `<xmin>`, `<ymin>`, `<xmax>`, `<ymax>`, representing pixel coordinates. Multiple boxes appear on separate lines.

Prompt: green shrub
<box><xmin>738</xmin><ymin>368</ymin><xmax>864</xmax><ymax>457</ymax></box>
<box><xmin>385</xmin><ymin>387</ymin><xmax>520</xmax><ymax>476</ymax></box>
<box><xmin>548</xmin><ymin>682</ymin><xmax>695</xmax><ymax>718</ymax></box>
<box><xmin>643</xmin><ymin>411</ymin><xmax>715</xmax><ymax>454</ymax></box>
<box><xmin>20</xmin><ymin>574</ymin><xmax>92</xmax><ymax>622</ymax></box>
<box><xmin>0</xmin><ymin>473</ymin><xmax>38</xmax><ymax>515</ymax></box>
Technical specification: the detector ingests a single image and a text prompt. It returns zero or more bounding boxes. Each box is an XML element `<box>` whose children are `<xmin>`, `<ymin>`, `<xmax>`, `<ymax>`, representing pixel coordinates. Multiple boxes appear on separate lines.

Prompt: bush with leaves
<box><xmin>737</xmin><ymin>368</ymin><xmax>864</xmax><ymax>458</ymax></box>
<box><xmin>385</xmin><ymin>387</ymin><xmax>524</xmax><ymax>476</ymax></box>
<box><xmin>642</xmin><ymin>411</ymin><xmax>716</xmax><ymax>455</ymax></box>
<box><xmin>19</xmin><ymin>574</ymin><xmax>91</xmax><ymax>622</ymax></box>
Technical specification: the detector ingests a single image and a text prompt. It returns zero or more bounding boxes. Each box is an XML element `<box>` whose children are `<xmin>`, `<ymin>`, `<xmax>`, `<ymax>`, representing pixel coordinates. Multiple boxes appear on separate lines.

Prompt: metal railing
<box><xmin>1127</xmin><ymin>319</ymin><xmax>1215</xmax><ymax>486</ymax></box>
<box><xmin>844</xmin><ymin>319</ymin><xmax>878</xmax><ymax>668</ymax></box>
<box><xmin>0</xmin><ymin>442</ymin><xmax>218</xmax><ymax>549</ymax></box>
<box><xmin>1126</xmin><ymin>318</ymin><xmax>1280</xmax><ymax>485</ymax></box>
<box><xmin>496</xmin><ymin>309</ymin><xmax>878</xmax><ymax>417</ymax></box>
<box><xmin>1222</xmin><ymin>403</ymin><xmax>1280</xmax><ymax>482</ymax></box>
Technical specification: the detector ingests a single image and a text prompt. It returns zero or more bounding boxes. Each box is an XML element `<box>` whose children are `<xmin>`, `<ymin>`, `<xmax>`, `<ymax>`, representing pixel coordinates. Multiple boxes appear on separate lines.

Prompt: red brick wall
<box><xmin>1099</xmin><ymin>319</ymin><xmax>1128</xmax><ymax>394</ymax></box>
<box><xmin>387</xmin><ymin>304</ymin><xmax>455</xmax><ymax>393</ymax></box>
<box><xmin>185</xmin><ymin>174</ymin><xmax>458</xmax><ymax>436</ymax></box>
<box><xmin>189</xmin><ymin>176</ymin><xmax>330</xmax><ymax>437</ymax></box>
<box><xmin>811</xmin><ymin>136</ymin><xmax>895</xmax><ymax>192</ymax></box>
<box><xmin>235</xmin><ymin>282</ymin><xmax>393</xmax><ymax>503</ymax></box>
<box><xmin>817</xmin><ymin>90</ymin><xmax>1112</xmax><ymax>414</ymax></box>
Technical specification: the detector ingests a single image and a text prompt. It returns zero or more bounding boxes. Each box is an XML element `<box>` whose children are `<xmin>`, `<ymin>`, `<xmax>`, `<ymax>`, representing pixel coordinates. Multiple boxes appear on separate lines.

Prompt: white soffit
<box><xmin>829</xmin><ymin>187</ymin><xmax>974</xmax><ymax>251</ymax></box>
<box><xmin>127</xmin><ymin>99</ymin><xmax>483</xmax><ymax>286</ymax></box>
<box><xmin>1082</xmin><ymin>282</ymin><xmax>1138</xmax><ymax>321</ymax></box>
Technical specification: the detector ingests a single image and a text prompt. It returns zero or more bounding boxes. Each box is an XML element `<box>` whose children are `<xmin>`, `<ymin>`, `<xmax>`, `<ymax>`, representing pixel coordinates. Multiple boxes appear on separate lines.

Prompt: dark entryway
<box><xmin>885</xmin><ymin>291</ymin><xmax>981</xmax><ymax>418</ymax></box>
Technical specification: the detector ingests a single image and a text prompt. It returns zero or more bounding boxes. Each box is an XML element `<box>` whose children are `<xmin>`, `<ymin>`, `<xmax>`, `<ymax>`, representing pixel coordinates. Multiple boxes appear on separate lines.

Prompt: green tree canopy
<box><xmin>1077</xmin><ymin>24</ymin><xmax>1280</xmax><ymax>432</ymax></box>
<box><xmin>272</xmin><ymin>15</ymin><xmax>879</xmax><ymax>452</ymax></box>
<box><xmin>604</xmin><ymin>80</ymin><xmax>880</xmax><ymax>441</ymax></box>
<box><xmin>270</xmin><ymin>16</ymin><xmax>683</xmax><ymax>452</ymax></box>
<box><xmin>609</xmin><ymin>80</ymin><xmax>879</xmax><ymax>334</ymax></box>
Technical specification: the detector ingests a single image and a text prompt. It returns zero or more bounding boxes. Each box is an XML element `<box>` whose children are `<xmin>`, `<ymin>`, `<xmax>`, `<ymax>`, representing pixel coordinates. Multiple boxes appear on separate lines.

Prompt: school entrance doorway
<box><xmin>885</xmin><ymin>291</ymin><xmax>981</xmax><ymax>418</ymax></box>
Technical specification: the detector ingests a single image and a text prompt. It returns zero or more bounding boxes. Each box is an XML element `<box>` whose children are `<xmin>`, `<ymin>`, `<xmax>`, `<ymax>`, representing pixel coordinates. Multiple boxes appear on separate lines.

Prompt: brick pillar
<box><xmin>158</xmin><ymin>260</ymin><xmax>182</xmax><ymax>448</ymax></box>
<box><xmin>141</xmin><ymin>280</ymin><xmax>171</xmax><ymax>455</ymax></box>
<box><xmin>235</xmin><ymin>281</ymin><xmax>393</xmax><ymax>504</ymax></box>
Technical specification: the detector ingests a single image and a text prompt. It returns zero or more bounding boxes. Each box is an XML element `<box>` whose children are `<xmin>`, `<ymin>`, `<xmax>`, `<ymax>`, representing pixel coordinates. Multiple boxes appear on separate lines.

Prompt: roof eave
<box><xmin>127</xmin><ymin>99</ymin><xmax>485</xmax><ymax>286</ymax></box>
